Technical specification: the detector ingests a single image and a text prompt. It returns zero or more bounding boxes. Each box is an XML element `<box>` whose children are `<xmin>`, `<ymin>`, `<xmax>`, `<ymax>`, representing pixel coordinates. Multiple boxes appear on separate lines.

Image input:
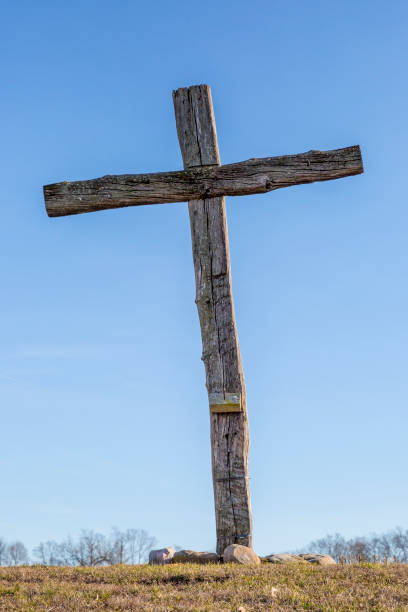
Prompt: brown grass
<box><xmin>0</xmin><ymin>562</ymin><xmax>408</xmax><ymax>611</ymax></box>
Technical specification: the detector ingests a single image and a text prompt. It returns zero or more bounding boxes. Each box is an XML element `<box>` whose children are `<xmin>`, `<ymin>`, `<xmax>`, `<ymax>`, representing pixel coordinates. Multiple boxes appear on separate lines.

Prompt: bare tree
<box><xmin>0</xmin><ymin>538</ymin><xmax>9</xmax><ymax>565</ymax></box>
<box><xmin>0</xmin><ymin>539</ymin><xmax>9</xmax><ymax>566</ymax></box>
<box><xmin>107</xmin><ymin>528</ymin><xmax>131</xmax><ymax>565</ymax></box>
<box><xmin>377</xmin><ymin>533</ymin><xmax>393</xmax><ymax>562</ymax></box>
<box><xmin>306</xmin><ymin>533</ymin><xmax>348</xmax><ymax>561</ymax></box>
<box><xmin>33</xmin><ymin>540</ymin><xmax>67</xmax><ymax>566</ymax></box>
<box><xmin>348</xmin><ymin>538</ymin><xmax>371</xmax><ymax>562</ymax></box>
<box><xmin>391</xmin><ymin>527</ymin><xmax>408</xmax><ymax>563</ymax></box>
<box><xmin>304</xmin><ymin>528</ymin><xmax>408</xmax><ymax>563</ymax></box>
<box><xmin>125</xmin><ymin>529</ymin><xmax>157</xmax><ymax>564</ymax></box>
<box><xmin>32</xmin><ymin>528</ymin><xmax>157</xmax><ymax>566</ymax></box>
<box><xmin>7</xmin><ymin>541</ymin><xmax>29</xmax><ymax>565</ymax></box>
<box><xmin>64</xmin><ymin>531</ymin><xmax>109</xmax><ymax>566</ymax></box>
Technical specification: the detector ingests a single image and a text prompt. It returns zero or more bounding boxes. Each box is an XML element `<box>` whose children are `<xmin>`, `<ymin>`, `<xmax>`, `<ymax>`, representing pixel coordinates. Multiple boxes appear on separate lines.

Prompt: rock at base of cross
<box><xmin>263</xmin><ymin>553</ymin><xmax>307</xmax><ymax>564</ymax></box>
<box><xmin>223</xmin><ymin>544</ymin><xmax>261</xmax><ymax>565</ymax></box>
<box><xmin>148</xmin><ymin>547</ymin><xmax>175</xmax><ymax>565</ymax></box>
<box><xmin>299</xmin><ymin>553</ymin><xmax>337</xmax><ymax>565</ymax></box>
<box><xmin>263</xmin><ymin>553</ymin><xmax>336</xmax><ymax>565</ymax></box>
<box><xmin>172</xmin><ymin>550</ymin><xmax>220</xmax><ymax>564</ymax></box>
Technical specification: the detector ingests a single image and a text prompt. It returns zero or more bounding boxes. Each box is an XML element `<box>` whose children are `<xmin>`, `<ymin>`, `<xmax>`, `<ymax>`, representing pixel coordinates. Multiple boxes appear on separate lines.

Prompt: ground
<box><xmin>0</xmin><ymin>563</ymin><xmax>408</xmax><ymax>611</ymax></box>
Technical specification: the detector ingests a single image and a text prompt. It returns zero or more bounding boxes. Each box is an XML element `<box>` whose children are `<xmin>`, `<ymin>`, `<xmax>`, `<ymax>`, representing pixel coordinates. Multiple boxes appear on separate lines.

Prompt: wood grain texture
<box><xmin>173</xmin><ymin>85</ymin><xmax>220</xmax><ymax>168</ymax></box>
<box><xmin>44</xmin><ymin>146</ymin><xmax>363</xmax><ymax>217</ymax></box>
<box><xmin>173</xmin><ymin>84</ymin><xmax>253</xmax><ymax>555</ymax></box>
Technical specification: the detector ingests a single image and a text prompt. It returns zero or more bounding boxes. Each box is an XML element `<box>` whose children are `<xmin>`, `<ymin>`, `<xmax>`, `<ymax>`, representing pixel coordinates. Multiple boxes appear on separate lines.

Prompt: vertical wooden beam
<box><xmin>173</xmin><ymin>84</ymin><xmax>252</xmax><ymax>555</ymax></box>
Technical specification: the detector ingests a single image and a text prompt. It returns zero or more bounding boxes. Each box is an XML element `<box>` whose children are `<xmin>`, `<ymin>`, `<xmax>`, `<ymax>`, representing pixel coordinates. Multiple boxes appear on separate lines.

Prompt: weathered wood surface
<box><xmin>44</xmin><ymin>145</ymin><xmax>363</xmax><ymax>217</ymax></box>
<box><xmin>173</xmin><ymin>84</ymin><xmax>253</xmax><ymax>555</ymax></box>
<box><xmin>173</xmin><ymin>85</ymin><xmax>220</xmax><ymax>169</ymax></box>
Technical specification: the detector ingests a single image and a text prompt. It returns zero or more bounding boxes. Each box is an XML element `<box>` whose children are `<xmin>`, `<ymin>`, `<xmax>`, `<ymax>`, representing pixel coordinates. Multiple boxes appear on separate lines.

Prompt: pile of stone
<box><xmin>148</xmin><ymin>545</ymin><xmax>336</xmax><ymax>566</ymax></box>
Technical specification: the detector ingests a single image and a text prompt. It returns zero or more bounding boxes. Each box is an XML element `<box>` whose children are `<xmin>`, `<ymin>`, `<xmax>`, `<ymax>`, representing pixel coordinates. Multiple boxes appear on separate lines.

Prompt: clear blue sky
<box><xmin>1</xmin><ymin>0</ymin><xmax>407</xmax><ymax>557</ymax></box>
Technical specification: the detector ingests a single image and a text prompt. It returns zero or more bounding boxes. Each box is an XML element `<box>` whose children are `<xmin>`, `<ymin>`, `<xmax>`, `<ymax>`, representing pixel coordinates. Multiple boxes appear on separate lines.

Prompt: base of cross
<box><xmin>148</xmin><ymin>545</ymin><xmax>337</xmax><ymax>566</ymax></box>
<box><xmin>43</xmin><ymin>84</ymin><xmax>363</xmax><ymax>557</ymax></box>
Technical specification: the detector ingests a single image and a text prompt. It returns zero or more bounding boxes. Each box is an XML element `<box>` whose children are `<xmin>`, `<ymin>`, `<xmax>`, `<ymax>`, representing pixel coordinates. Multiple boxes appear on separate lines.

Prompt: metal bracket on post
<box><xmin>209</xmin><ymin>392</ymin><xmax>242</xmax><ymax>413</ymax></box>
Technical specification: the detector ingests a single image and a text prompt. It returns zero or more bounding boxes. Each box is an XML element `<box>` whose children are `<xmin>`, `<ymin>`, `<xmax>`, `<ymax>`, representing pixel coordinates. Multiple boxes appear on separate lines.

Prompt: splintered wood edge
<box><xmin>209</xmin><ymin>393</ymin><xmax>242</xmax><ymax>413</ymax></box>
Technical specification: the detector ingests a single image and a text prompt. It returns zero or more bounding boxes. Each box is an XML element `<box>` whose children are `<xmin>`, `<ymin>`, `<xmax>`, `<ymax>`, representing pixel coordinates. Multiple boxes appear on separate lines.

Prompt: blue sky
<box><xmin>1</xmin><ymin>0</ymin><xmax>407</xmax><ymax>556</ymax></box>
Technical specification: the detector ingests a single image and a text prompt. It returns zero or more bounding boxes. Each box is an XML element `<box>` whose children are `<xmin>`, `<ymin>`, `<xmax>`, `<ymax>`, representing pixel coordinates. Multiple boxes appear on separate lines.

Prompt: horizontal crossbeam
<box><xmin>44</xmin><ymin>145</ymin><xmax>363</xmax><ymax>217</ymax></box>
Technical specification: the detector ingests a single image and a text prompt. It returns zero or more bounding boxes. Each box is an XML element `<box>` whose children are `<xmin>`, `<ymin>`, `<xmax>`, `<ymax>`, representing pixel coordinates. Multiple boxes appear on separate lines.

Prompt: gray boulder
<box><xmin>264</xmin><ymin>553</ymin><xmax>307</xmax><ymax>564</ymax></box>
<box><xmin>299</xmin><ymin>553</ymin><xmax>336</xmax><ymax>565</ymax></box>
<box><xmin>223</xmin><ymin>544</ymin><xmax>261</xmax><ymax>565</ymax></box>
<box><xmin>172</xmin><ymin>550</ymin><xmax>219</xmax><ymax>564</ymax></box>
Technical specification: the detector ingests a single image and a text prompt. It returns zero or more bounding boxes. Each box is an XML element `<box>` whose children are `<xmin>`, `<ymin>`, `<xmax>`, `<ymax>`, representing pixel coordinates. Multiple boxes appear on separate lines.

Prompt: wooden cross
<box><xmin>43</xmin><ymin>84</ymin><xmax>363</xmax><ymax>556</ymax></box>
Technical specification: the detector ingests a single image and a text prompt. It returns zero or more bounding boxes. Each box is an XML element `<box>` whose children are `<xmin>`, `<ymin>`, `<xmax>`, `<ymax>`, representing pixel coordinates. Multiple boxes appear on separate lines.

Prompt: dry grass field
<box><xmin>1</xmin><ymin>562</ymin><xmax>408</xmax><ymax>611</ymax></box>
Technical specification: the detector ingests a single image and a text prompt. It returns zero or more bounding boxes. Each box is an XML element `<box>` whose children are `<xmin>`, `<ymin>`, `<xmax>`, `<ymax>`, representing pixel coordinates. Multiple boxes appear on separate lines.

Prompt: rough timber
<box><xmin>43</xmin><ymin>84</ymin><xmax>363</xmax><ymax>556</ymax></box>
<box><xmin>173</xmin><ymin>85</ymin><xmax>252</xmax><ymax>554</ymax></box>
<box><xmin>44</xmin><ymin>146</ymin><xmax>362</xmax><ymax>217</ymax></box>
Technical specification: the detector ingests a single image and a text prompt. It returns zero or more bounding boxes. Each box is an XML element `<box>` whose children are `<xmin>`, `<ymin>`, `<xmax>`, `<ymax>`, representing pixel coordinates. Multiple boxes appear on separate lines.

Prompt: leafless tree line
<box><xmin>304</xmin><ymin>527</ymin><xmax>408</xmax><ymax>563</ymax></box>
<box><xmin>0</xmin><ymin>539</ymin><xmax>29</xmax><ymax>565</ymax></box>
<box><xmin>3</xmin><ymin>526</ymin><xmax>408</xmax><ymax>566</ymax></box>
<box><xmin>0</xmin><ymin>528</ymin><xmax>157</xmax><ymax>566</ymax></box>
